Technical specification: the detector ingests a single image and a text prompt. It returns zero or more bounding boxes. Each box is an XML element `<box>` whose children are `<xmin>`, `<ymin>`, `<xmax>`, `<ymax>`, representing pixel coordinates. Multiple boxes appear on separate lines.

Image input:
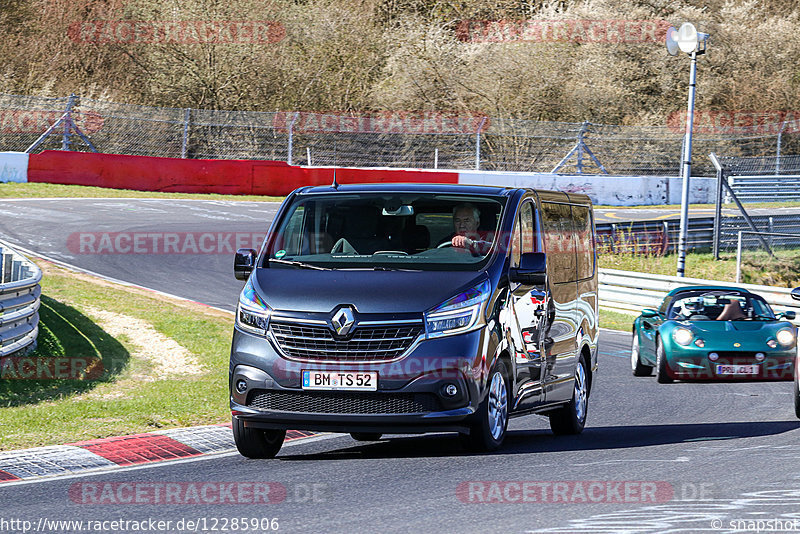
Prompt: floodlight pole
<box><xmin>676</xmin><ymin>49</ymin><xmax>698</xmax><ymax>277</ymax></box>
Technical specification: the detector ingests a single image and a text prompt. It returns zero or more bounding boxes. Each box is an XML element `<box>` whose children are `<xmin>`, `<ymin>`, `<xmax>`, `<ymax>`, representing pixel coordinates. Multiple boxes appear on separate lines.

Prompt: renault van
<box><xmin>230</xmin><ymin>183</ymin><xmax>598</xmax><ymax>457</ymax></box>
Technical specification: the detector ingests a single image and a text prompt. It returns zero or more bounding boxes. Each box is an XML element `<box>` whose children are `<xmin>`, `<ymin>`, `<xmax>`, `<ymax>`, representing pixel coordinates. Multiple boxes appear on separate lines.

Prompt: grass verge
<box><xmin>599</xmin><ymin>309</ymin><xmax>636</xmax><ymax>332</ymax></box>
<box><xmin>0</xmin><ymin>182</ymin><xmax>284</xmax><ymax>202</ymax></box>
<box><xmin>0</xmin><ymin>262</ymin><xmax>233</xmax><ymax>450</ymax></box>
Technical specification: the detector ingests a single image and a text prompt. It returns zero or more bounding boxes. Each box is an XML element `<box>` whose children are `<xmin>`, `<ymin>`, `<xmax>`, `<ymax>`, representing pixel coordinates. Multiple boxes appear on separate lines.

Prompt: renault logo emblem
<box><xmin>332</xmin><ymin>307</ymin><xmax>356</xmax><ymax>337</ymax></box>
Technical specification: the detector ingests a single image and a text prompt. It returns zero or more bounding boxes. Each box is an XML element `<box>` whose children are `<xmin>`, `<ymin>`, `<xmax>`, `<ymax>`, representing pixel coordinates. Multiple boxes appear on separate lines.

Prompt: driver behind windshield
<box><xmin>448</xmin><ymin>203</ymin><xmax>493</xmax><ymax>253</ymax></box>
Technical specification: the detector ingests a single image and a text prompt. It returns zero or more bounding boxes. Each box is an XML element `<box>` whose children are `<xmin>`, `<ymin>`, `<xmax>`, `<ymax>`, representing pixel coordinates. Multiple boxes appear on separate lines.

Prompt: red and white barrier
<box><xmin>1</xmin><ymin>150</ymin><xmax>716</xmax><ymax>205</ymax></box>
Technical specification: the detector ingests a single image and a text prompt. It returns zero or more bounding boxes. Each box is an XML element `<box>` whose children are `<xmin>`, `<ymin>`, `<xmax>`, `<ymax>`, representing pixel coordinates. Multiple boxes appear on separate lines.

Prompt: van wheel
<box><xmin>350</xmin><ymin>432</ymin><xmax>382</xmax><ymax>441</ymax></box>
<box><xmin>794</xmin><ymin>357</ymin><xmax>800</xmax><ymax>419</ymax></box>
<box><xmin>549</xmin><ymin>356</ymin><xmax>589</xmax><ymax>435</ymax></box>
<box><xmin>656</xmin><ymin>338</ymin><xmax>673</xmax><ymax>384</ymax></box>
<box><xmin>631</xmin><ymin>334</ymin><xmax>653</xmax><ymax>377</ymax></box>
<box><xmin>461</xmin><ymin>360</ymin><xmax>509</xmax><ymax>452</ymax></box>
<box><xmin>232</xmin><ymin>417</ymin><xmax>286</xmax><ymax>459</ymax></box>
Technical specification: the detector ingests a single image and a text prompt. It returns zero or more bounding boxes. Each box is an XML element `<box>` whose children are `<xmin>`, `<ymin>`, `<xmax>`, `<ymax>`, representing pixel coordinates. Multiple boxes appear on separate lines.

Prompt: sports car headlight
<box><xmin>672</xmin><ymin>327</ymin><xmax>694</xmax><ymax>346</ymax></box>
<box><xmin>425</xmin><ymin>280</ymin><xmax>490</xmax><ymax>338</ymax></box>
<box><xmin>236</xmin><ymin>278</ymin><xmax>271</xmax><ymax>336</ymax></box>
<box><xmin>776</xmin><ymin>328</ymin><xmax>795</xmax><ymax>347</ymax></box>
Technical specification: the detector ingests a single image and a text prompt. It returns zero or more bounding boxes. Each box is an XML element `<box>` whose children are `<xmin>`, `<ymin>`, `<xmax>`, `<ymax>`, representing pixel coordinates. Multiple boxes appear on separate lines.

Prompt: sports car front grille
<box><xmin>269</xmin><ymin>322</ymin><xmax>422</xmax><ymax>362</ymax></box>
<box><xmin>247</xmin><ymin>389</ymin><xmax>441</xmax><ymax>414</ymax></box>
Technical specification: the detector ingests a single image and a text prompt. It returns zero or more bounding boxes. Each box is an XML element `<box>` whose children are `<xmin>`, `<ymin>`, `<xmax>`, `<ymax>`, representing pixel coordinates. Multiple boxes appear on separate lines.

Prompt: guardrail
<box><xmin>0</xmin><ymin>241</ymin><xmax>41</xmax><ymax>357</ymax></box>
<box><xmin>730</xmin><ymin>174</ymin><xmax>800</xmax><ymax>202</ymax></box>
<box><xmin>599</xmin><ymin>268</ymin><xmax>800</xmax><ymax>326</ymax></box>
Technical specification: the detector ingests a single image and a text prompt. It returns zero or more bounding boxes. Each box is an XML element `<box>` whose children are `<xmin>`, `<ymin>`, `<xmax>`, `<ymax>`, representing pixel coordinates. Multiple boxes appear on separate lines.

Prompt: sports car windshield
<box><xmin>667</xmin><ymin>291</ymin><xmax>775</xmax><ymax>321</ymax></box>
<box><xmin>264</xmin><ymin>193</ymin><xmax>506</xmax><ymax>271</ymax></box>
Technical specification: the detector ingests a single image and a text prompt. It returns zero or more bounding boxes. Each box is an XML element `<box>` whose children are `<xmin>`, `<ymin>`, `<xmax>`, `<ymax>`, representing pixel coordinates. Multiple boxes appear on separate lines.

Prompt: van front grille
<box><xmin>247</xmin><ymin>389</ymin><xmax>441</xmax><ymax>414</ymax></box>
<box><xmin>269</xmin><ymin>322</ymin><xmax>422</xmax><ymax>362</ymax></box>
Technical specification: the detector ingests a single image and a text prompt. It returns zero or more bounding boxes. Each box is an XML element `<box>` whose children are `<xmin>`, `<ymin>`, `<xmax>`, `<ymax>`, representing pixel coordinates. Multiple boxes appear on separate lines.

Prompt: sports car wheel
<box><xmin>631</xmin><ymin>333</ymin><xmax>653</xmax><ymax>377</ymax></box>
<box><xmin>656</xmin><ymin>337</ymin><xmax>673</xmax><ymax>384</ymax></box>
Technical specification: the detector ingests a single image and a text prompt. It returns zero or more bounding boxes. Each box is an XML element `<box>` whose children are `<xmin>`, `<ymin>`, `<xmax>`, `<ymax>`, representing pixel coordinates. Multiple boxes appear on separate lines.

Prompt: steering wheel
<box><xmin>437</xmin><ymin>241</ymin><xmax>453</xmax><ymax>248</ymax></box>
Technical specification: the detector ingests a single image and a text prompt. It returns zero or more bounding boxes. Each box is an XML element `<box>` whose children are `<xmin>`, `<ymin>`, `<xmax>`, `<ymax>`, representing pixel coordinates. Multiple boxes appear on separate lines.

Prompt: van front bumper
<box><xmin>229</xmin><ymin>326</ymin><xmax>494</xmax><ymax>434</ymax></box>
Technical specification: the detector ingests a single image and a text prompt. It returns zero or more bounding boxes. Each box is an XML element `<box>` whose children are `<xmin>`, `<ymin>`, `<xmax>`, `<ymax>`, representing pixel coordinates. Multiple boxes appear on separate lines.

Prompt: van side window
<box><xmin>572</xmin><ymin>205</ymin><xmax>595</xmax><ymax>280</ymax></box>
<box><xmin>541</xmin><ymin>202</ymin><xmax>576</xmax><ymax>284</ymax></box>
<box><xmin>274</xmin><ymin>206</ymin><xmax>305</xmax><ymax>256</ymax></box>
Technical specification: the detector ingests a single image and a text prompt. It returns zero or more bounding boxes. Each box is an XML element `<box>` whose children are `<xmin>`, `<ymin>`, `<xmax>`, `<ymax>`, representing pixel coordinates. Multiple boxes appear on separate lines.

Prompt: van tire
<box><xmin>232</xmin><ymin>417</ymin><xmax>286</xmax><ymax>459</ymax></box>
<box><xmin>549</xmin><ymin>356</ymin><xmax>589</xmax><ymax>435</ymax></box>
<box><xmin>350</xmin><ymin>432</ymin><xmax>382</xmax><ymax>441</ymax></box>
<box><xmin>631</xmin><ymin>334</ymin><xmax>653</xmax><ymax>376</ymax></box>
<box><xmin>461</xmin><ymin>360</ymin><xmax>510</xmax><ymax>452</ymax></box>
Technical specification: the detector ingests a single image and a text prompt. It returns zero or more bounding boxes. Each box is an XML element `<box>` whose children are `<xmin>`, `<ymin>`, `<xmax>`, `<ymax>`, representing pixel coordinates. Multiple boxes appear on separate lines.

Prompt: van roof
<box><xmin>298</xmin><ymin>183</ymin><xmax>516</xmax><ymax>196</ymax></box>
<box><xmin>296</xmin><ymin>183</ymin><xmax>592</xmax><ymax>204</ymax></box>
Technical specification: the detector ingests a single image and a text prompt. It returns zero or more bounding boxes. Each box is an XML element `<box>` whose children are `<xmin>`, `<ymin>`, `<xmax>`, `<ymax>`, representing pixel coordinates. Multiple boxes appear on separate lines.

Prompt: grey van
<box><xmin>230</xmin><ymin>183</ymin><xmax>598</xmax><ymax>457</ymax></box>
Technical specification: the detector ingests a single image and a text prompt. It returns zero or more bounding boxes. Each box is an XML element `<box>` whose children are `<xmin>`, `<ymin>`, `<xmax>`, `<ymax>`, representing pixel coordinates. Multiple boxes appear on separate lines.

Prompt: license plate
<box><xmin>302</xmin><ymin>370</ymin><xmax>378</xmax><ymax>391</ymax></box>
<box><xmin>715</xmin><ymin>364</ymin><xmax>759</xmax><ymax>375</ymax></box>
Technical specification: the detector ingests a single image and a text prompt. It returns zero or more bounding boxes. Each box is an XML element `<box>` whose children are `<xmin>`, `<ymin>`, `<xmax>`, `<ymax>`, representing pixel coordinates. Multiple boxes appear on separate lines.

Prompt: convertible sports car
<box><xmin>631</xmin><ymin>286</ymin><xmax>797</xmax><ymax>383</ymax></box>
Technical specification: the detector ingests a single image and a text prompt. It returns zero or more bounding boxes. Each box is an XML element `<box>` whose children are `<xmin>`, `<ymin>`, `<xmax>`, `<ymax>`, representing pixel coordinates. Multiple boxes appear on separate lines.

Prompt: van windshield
<box><xmin>264</xmin><ymin>193</ymin><xmax>506</xmax><ymax>271</ymax></box>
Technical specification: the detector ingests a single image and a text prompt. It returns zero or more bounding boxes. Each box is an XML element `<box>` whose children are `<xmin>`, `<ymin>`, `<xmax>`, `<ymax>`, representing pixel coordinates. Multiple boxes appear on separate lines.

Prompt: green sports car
<box><xmin>631</xmin><ymin>286</ymin><xmax>797</xmax><ymax>383</ymax></box>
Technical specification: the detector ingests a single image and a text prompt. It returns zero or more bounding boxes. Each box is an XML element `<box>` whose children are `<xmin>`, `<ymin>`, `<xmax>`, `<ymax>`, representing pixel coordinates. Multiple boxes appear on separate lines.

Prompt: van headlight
<box><xmin>236</xmin><ymin>278</ymin><xmax>271</xmax><ymax>336</ymax></box>
<box><xmin>425</xmin><ymin>280</ymin><xmax>490</xmax><ymax>338</ymax></box>
<box><xmin>776</xmin><ymin>328</ymin><xmax>795</xmax><ymax>347</ymax></box>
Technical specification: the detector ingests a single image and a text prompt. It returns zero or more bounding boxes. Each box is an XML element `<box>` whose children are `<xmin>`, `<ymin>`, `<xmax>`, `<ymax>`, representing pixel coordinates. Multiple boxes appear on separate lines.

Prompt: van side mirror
<box><xmin>792</xmin><ymin>287</ymin><xmax>800</xmax><ymax>301</ymax></box>
<box><xmin>234</xmin><ymin>248</ymin><xmax>257</xmax><ymax>280</ymax></box>
<box><xmin>509</xmin><ymin>252</ymin><xmax>546</xmax><ymax>285</ymax></box>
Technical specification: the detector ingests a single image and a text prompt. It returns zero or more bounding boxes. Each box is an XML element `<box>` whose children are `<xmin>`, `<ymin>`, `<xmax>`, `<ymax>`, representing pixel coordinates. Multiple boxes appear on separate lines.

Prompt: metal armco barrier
<box><xmin>729</xmin><ymin>174</ymin><xmax>800</xmax><ymax>202</ymax></box>
<box><xmin>599</xmin><ymin>268</ymin><xmax>800</xmax><ymax>325</ymax></box>
<box><xmin>0</xmin><ymin>241</ymin><xmax>41</xmax><ymax>357</ymax></box>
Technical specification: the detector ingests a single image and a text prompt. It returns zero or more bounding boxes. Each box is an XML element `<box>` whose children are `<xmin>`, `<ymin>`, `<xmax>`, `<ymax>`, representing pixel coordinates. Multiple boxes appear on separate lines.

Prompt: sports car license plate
<box><xmin>302</xmin><ymin>370</ymin><xmax>378</xmax><ymax>391</ymax></box>
<box><xmin>715</xmin><ymin>364</ymin><xmax>759</xmax><ymax>375</ymax></box>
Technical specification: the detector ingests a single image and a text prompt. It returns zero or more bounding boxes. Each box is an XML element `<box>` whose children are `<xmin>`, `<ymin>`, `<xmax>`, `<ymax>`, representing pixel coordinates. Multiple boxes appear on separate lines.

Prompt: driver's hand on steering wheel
<box><xmin>451</xmin><ymin>235</ymin><xmax>474</xmax><ymax>248</ymax></box>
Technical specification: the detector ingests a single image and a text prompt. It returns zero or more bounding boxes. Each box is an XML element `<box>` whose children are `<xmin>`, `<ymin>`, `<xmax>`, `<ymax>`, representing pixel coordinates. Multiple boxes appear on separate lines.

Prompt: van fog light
<box><xmin>442</xmin><ymin>384</ymin><xmax>459</xmax><ymax>397</ymax></box>
<box><xmin>708</xmin><ymin>352</ymin><xmax>719</xmax><ymax>361</ymax></box>
<box><xmin>755</xmin><ymin>352</ymin><xmax>766</xmax><ymax>361</ymax></box>
<box><xmin>236</xmin><ymin>380</ymin><xmax>248</xmax><ymax>394</ymax></box>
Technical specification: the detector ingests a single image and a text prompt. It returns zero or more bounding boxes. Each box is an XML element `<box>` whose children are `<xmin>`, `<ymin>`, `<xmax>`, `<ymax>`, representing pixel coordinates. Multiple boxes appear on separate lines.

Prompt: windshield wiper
<box><xmin>268</xmin><ymin>258</ymin><xmax>331</xmax><ymax>270</ymax></box>
<box><xmin>371</xmin><ymin>266</ymin><xmax>422</xmax><ymax>272</ymax></box>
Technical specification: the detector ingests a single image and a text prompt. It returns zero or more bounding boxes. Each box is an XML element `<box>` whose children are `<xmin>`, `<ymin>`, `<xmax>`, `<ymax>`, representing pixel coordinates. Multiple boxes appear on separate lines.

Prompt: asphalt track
<box><xmin>1</xmin><ymin>198</ymin><xmax>800</xmax><ymax>533</ymax></box>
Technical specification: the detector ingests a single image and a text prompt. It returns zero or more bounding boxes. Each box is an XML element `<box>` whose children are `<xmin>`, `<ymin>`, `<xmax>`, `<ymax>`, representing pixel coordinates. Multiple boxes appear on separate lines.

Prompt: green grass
<box><xmin>599</xmin><ymin>309</ymin><xmax>636</xmax><ymax>332</ymax></box>
<box><xmin>0</xmin><ymin>182</ymin><xmax>284</xmax><ymax>202</ymax></box>
<box><xmin>0</xmin><ymin>263</ymin><xmax>233</xmax><ymax>450</ymax></box>
<box><xmin>599</xmin><ymin>249</ymin><xmax>800</xmax><ymax>288</ymax></box>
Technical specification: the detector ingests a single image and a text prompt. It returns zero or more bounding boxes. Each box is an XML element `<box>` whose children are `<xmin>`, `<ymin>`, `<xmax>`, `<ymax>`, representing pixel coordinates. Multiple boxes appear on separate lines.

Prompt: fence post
<box><xmin>181</xmin><ymin>108</ymin><xmax>191</xmax><ymax>159</ymax></box>
<box><xmin>62</xmin><ymin>93</ymin><xmax>77</xmax><ymax>151</ymax></box>
<box><xmin>776</xmin><ymin>119</ymin><xmax>787</xmax><ymax>174</ymax></box>
<box><xmin>709</xmin><ymin>153</ymin><xmax>724</xmax><ymax>259</ymax></box>
<box><xmin>306</xmin><ymin>147</ymin><xmax>312</xmax><ymax>166</ymax></box>
<box><xmin>475</xmin><ymin>117</ymin><xmax>487</xmax><ymax>170</ymax></box>
<box><xmin>434</xmin><ymin>148</ymin><xmax>439</xmax><ymax>169</ymax></box>
<box><xmin>736</xmin><ymin>231</ymin><xmax>743</xmax><ymax>283</ymax></box>
<box><xmin>287</xmin><ymin>112</ymin><xmax>299</xmax><ymax>165</ymax></box>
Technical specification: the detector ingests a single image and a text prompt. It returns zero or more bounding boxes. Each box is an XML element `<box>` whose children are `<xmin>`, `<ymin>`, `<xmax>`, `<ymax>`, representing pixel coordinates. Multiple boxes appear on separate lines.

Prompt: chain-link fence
<box><xmin>4</xmin><ymin>92</ymin><xmax>800</xmax><ymax>176</ymax></box>
<box><xmin>711</xmin><ymin>153</ymin><xmax>800</xmax><ymax>287</ymax></box>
